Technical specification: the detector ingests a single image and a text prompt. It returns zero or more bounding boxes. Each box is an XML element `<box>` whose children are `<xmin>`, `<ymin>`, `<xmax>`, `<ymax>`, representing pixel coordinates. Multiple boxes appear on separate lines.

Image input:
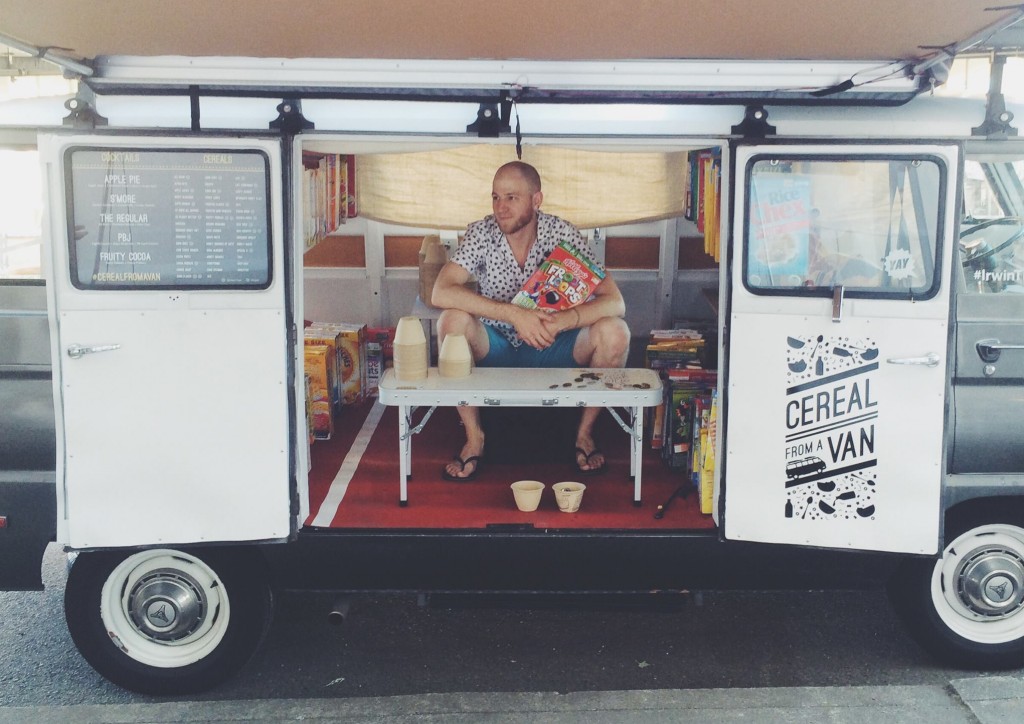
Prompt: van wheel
<box><xmin>65</xmin><ymin>547</ymin><xmax>272</xmax><ymax>694</ymax></box>
<box><xmin>888</xmin><ymin>520</ymin><xmax>1024</xmax><ymax>669</ymax></box>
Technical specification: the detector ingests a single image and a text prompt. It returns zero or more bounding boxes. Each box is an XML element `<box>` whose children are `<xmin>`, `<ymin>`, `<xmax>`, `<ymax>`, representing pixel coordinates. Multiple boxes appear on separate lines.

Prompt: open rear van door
<box><xmin>40</xmin><ymin>135</ymin><xmax>293</xmax><ymax>549</ymax></box>
<box><xmin>723</xmin><ymin>143</ymin><xmax>959</xmax><ymax>555</ymax></box>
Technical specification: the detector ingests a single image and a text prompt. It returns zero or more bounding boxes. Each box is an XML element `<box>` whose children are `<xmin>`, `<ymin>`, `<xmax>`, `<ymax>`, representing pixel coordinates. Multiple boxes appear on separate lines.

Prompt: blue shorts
<box><xmin>479</xmin><ymin>325</ymin><xmax>581</xmax><ymax>368</ymax></box>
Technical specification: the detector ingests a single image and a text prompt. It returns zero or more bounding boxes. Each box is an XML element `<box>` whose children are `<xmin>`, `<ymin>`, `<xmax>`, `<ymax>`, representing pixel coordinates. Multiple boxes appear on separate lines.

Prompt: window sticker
<box><xmin>784</xmin><ymin>334</ymin><xmax>879</xmax><ymax>521</ymax></box>
<box><xmin>882</xmin><ymin>248</ymin><xmax>916</xmax><ymax>281</ymax></box>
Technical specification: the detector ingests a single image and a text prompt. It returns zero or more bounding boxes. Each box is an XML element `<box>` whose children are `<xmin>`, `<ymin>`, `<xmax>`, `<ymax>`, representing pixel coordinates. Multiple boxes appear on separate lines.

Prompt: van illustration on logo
<box><xmin>783</xmin><ymin>335</ymin><xmax>879</xmax><ymax>521</ymax></box>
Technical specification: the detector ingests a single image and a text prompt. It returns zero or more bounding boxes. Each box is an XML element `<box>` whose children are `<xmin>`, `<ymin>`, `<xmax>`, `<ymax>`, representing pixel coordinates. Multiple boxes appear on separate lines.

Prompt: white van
<box><xmin>3</xmin><ymin>0</ymin><xmax>1024</xmax><ymax>695</ymax></box>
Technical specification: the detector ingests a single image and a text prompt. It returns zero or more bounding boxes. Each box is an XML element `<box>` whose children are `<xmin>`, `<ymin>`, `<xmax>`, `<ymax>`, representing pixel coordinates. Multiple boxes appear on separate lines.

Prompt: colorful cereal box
<box><xmin>304</xmin><ymin>328</ymin><xmax>342</xmax><ymax>408</ymax></box>
<box><xmin>365</xmin><ymin>326</ymin><xmax>395</xmax><ymax>396</ymax></box>
<box><xmin>310</xmin><ymin>322</ymin><xmax>366</xmax><ymax>404</ymax></box>
<box><xmin>304</xmin><ymin>345</ymin><xmax>335</xmax><ymax>440</ymax></box>
<box><xmin>511</xmin><ymin>240</ymin><xmax>605</xmax><ymax>311</ymax></box>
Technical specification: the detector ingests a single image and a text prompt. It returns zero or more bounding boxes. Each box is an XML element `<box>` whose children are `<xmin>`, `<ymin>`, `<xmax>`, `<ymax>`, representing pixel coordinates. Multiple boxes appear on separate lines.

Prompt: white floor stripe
<box><xmin>310</xmin><ymin>400</ymin><xmax>387</xmax><ymax>527</ymax></box>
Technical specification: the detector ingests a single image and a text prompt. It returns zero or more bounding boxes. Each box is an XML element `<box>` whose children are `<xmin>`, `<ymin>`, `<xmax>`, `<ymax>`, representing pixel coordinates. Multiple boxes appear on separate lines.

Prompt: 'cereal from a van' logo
<box><xmin>783</xmin><ymin>335</ymin><xmax>879</xmax><ymax>521</ymax></box>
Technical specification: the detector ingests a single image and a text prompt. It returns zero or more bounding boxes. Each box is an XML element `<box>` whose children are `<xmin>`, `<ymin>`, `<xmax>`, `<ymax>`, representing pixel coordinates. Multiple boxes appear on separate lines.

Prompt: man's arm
<box><xmin>543</xmin><ymin>271</ymin><xmax>626</xmax><ymax>335</ymax></box>
<box><xmin>431</xmin><ymin>261</ymin><xmax>557</xmax><ymax>349</ymax></box>
<box><xmin>576</xmin><ymin>272</ymin><xmax>626</xmax><ymax>325</ymax></box>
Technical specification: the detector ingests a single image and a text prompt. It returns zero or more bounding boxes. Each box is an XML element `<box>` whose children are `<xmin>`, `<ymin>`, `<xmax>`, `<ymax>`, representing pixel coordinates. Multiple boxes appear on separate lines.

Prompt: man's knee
<box><xmin>582</xmin><ymin>317</ymin><xmax>630</xmax><ymax>366</ymax></box>
<box><xmin>595</xmin><ymin>317</ymin><xmax>631</xmax><ymax>355</ymax></box>
<box><xmin>437</xmin><ymin>308</ymin><xmax>476</xmax><ymax>337</ymax></box>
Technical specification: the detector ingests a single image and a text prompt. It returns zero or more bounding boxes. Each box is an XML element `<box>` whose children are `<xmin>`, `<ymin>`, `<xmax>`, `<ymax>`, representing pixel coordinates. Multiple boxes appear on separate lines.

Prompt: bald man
<box><xmin>431</xmin><ymin>161</ymin><xmax>630</xmax><ymax>480</ymax></box>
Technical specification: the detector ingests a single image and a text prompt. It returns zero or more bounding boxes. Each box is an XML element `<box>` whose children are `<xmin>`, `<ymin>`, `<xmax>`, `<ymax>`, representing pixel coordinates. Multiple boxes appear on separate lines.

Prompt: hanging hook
<box><xmin>514</xmin><ymin>100</ymin><xmax>522</xmax><ymax>160</ymax></box>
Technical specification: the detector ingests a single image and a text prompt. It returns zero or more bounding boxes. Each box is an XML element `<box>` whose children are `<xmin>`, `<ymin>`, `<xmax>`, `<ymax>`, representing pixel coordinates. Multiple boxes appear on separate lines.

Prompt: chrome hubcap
<box><xmin>957</xmin><ymin>548</ymin><xmax>1024</xmax><ymax>618</ymax></box>
<box><xmin>127</xmin><ymin>569</ymin><xmax>207</xmax><ymax>642</ymax></box>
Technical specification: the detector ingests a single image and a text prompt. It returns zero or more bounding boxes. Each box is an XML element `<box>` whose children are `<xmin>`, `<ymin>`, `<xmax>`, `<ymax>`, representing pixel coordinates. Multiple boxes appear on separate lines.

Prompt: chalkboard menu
<box><xmin>65</xmin><ymin>148</ymin><xmax>272</xmax><ymax>289</ymax></box>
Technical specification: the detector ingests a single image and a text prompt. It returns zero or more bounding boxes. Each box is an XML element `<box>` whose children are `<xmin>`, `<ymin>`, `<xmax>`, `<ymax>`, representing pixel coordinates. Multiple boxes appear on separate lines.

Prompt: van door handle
<box><xmin>976</xmin><ymin>338</ymin><xmax>1024</xmax><ymax>363</ymax></box>
<box><xmin>886</xmin><ymin>352</ymin><xmax>940</xmax><ymax>367</ymax></box>
<box><xmin>67</xmin><ymin>343</ymin><xmax>121</xmax><ymax>359</ymax></box>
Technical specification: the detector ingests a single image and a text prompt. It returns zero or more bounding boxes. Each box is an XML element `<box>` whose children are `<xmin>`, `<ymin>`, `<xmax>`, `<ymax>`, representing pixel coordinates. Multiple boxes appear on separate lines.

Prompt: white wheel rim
<box><xmin>99</xmin><ymin>549</ymin><xmax>230</xmax><ymax>669</ymax></box>
<box><xmin>931</xmin><ymin>524</ymin><xmax>1024</xmax><ymax>645</ymax></box>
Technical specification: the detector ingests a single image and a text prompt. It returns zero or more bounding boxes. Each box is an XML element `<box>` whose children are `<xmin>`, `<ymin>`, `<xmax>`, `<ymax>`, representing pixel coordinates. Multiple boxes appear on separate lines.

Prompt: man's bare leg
<box><xmin>436</xmin><ymin>310</ymin><xmax>490</xmax><ymax>479</ymax></box>
<box><xmin>572</xmin><ymin>316</ymin><xmax>631</xmax><ymax>472</ymax></box>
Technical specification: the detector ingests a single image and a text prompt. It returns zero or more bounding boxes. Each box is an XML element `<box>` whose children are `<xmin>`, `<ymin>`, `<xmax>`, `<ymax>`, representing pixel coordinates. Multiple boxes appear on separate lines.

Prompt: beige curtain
<box><xmin>356</xmin><ymin>144</ymin><xmax>687</xmax><ymax>230</ymax></box>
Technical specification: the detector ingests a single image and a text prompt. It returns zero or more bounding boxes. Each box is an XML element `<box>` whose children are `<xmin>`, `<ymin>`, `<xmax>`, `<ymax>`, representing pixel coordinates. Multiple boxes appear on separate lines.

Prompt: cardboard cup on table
<box><xmin>438</xmin><ymin>333</ymin><xmax>472</xmax><ymax>378</ymax></box>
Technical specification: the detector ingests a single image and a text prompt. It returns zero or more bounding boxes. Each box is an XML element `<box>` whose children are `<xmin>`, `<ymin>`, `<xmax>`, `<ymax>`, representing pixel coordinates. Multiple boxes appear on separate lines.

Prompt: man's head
<box><xmin>492</xmin><ymin>162</ymin><xmax>543</xmax><ymax>238</ymax></box>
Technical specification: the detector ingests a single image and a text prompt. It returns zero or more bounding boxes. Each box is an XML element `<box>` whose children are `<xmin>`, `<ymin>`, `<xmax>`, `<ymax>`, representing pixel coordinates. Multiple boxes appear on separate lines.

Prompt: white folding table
<box><xmin>378</xmin><ymin>367</ymin><xmax>663</xmax><ymax>505</ymax></box>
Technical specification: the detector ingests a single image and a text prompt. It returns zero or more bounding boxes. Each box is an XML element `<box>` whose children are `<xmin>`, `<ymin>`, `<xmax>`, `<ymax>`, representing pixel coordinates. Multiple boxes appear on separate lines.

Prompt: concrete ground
<box><xmin>2</xmin><ymin>676</ymin><xmax>1022</xmax><ymax>723</ymax></box>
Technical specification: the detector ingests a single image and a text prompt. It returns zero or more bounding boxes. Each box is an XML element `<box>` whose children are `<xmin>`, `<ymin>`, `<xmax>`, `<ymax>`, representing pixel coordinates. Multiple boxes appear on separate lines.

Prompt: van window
<box><xmin>960</xmin><ymin>157</ymin><xmax>1024</xmax><ymax>294</ymax></box>
<box><xmin>0</xmin><ymin>148</ymin><xmax>43</xmax><ymax>279</ymax></box>
<box><xmin>744</xmin><ymin>156</ymin><xmax>944</xmax><ymax>298</ymax></box>
<box><xmin>64</xmin><ymin>147</ymin><xmax>274</xmax><ymax>290</ymax></box>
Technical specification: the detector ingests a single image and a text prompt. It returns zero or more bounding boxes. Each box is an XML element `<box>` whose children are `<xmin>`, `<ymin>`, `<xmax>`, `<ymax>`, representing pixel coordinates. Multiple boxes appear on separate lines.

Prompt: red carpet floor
<box><xmin>305</xmin><ymin>400</ymin><xmax>716</xmax><ymax>531</ymax></box>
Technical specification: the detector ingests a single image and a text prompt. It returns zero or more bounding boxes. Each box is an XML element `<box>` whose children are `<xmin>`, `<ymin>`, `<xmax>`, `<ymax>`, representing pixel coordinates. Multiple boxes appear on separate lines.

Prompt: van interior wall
<box><xmin>299</xmin><ymin>142</ymin><xmax>720</xmax><ymax>332</ymax></box>
<box><xmin>301</xmin><ymin>222</ymin><xmax>719</xmax><ymax>336</ymax></box>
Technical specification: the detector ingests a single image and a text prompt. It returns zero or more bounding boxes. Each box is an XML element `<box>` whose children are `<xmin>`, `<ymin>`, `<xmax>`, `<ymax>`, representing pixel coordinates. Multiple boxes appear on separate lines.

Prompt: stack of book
<box><xmin>684</xmin><ymin>149</ymin><xmax>722</xmax><ymax>263</ymax></box>
<box><xmin>646</xmin><ymin>327</ymin><xmax>718</xmax><ymax>514</ymax></box>
<box><xmin>302</xmin><ymin>152</ymin><xmax>357</xmax><ymax>249</ymax></box>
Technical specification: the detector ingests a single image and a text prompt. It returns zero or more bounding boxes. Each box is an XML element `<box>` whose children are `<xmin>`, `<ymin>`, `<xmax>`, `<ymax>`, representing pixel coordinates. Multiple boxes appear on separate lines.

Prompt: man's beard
<box><xmin>497</xmin><ymin>208</ymin><xmax>535</xmax><ymax>237</ymax></box>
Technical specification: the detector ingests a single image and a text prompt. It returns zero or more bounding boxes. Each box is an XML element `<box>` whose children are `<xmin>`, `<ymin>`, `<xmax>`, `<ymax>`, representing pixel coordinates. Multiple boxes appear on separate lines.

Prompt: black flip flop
<box><xmin>441</xmin><ymin>455</ymin><xmax>483</xmax><ymax>481</ymax></box>
<box><xmin>574</xmin><ymin>447</ymin><xmax>607</xmax><ymax>476</ymax></box>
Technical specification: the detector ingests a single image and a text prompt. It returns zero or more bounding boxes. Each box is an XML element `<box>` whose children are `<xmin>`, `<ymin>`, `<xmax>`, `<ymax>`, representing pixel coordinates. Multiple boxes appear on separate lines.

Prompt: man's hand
<box><xmin>539</xmin><ymin>309</ymin><xmax>577</xmax><ymax>338</ymax></box>
<box><xmin>510</xmin><ymin>306</ymin><xmax>557</xmax><ymax>349</ymax></box>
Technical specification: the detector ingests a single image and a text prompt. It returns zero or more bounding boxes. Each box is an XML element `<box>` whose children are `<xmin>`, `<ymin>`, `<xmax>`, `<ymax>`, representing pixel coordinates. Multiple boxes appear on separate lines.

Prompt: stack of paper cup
<box><xmin>393</xmin><ymin>316</ymin><xmax>428</xmax><ymax>381</ymax></box>
<box><xmin>438</xmin><ymin>333</ymin><xmax>472</xmax><ymax>378</ymax></box>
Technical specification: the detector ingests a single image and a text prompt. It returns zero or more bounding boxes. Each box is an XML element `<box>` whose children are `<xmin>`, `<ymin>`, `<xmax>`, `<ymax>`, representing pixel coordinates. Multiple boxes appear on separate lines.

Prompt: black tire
<box><xmin>65</xmin><ymin>547</ymin><xmax>273</xmax><ymax>695</ymax></box>
<box><xmin>888</xmin><ymin>514</ymin><xmax>1024</xmax><ymax>669</ymax></box>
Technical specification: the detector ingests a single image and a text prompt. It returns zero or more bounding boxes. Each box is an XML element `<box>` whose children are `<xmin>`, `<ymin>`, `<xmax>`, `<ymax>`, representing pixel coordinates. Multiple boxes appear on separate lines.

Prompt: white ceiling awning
<box><xmin>1</xmin><ymin>0</ymin><xmax>1023</xmax><ymax>104</ymax></box>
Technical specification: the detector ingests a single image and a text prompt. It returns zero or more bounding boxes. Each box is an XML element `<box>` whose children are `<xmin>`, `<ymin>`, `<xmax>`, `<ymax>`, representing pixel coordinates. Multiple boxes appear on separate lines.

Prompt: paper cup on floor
<box><xmin>510</xmin><ymin>480</ymin><xmax>545</xmax><ymax>512</ymax></box>
<box><xmin>552</xmin><ymin>482</ymin><xmax>586</xmax><ymax>513</ymax></box>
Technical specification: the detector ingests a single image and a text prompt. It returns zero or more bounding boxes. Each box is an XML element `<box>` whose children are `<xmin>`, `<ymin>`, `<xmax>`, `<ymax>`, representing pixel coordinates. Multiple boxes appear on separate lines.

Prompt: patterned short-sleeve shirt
<box><xmin>451</xmin><ymin>211</ymin><xmax>599</xmax><ymax>347</ymax></box>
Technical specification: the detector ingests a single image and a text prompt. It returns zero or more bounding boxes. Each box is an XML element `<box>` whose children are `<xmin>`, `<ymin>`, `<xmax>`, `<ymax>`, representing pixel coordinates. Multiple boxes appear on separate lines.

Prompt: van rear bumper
<box><xmin>0</xmin><ymin>472</ymin><xmax>56</xmax><ymax>591</ymax></box>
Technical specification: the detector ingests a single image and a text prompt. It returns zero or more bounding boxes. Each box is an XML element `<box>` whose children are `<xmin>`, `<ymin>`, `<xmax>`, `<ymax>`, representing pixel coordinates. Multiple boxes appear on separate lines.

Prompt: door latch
<box><xmin>976</xmin><ymin>338</ymin><xmax>1024</xmax><ymax>364</ymax></box>
<box><xmin>67</xmin><ymin>343</ymin><xmax>121</xmax><ymax>359</ymax></box>
<box><xmin>831</xmin><ymin>285</ymin><xmax>845</xmax><ymax>323</ymax></box>
<box><xmin>885</xmin><ymin>352</ymin><xmax>940</xmax><ymax>367</ymax></box>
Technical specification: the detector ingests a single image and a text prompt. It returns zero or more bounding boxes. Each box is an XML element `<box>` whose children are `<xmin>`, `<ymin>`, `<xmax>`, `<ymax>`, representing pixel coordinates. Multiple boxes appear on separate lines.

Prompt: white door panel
<box><xmin>724</xmin><ymin>144</ymin><xmax>958</xmax><ymax>555</ymax></box>
<box><xmin>59</xmin><ymin>308</ymin><xmax>290</xmax><ymax>547</ymax></box>
<box><xmin>42</xmin><ymin>135</ymin><xmax>294</xmax><ymax>549</ymax></box>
